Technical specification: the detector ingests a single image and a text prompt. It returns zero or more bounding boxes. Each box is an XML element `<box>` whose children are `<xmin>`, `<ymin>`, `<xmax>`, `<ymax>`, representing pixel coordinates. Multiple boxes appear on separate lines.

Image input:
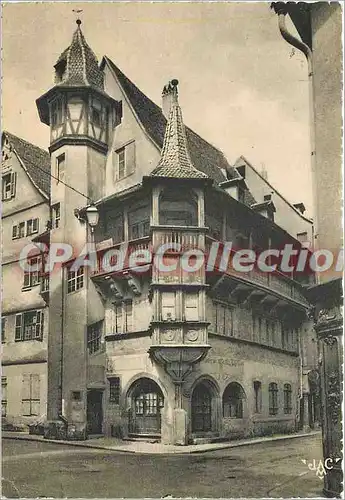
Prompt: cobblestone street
<box><xmin>2</xmin><ymin>434</ymin><xmax>324</xmax><ymax>498</ymax></box>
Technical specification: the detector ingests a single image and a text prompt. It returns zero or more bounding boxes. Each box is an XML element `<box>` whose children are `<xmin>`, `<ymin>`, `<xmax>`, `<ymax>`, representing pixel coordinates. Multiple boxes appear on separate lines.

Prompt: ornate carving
<box><xmin>185</xmin><ymin>329</ymin><xmax>199</xmax><ymax>342</ymax></box>
<box><xmin>327</xmin><ymin>371</ymin><xmax>341</xmax><ymax>424</ymax></box>
<box><xmin>161</xmin><ymin>329</ymin><xmax>176</xmax><ymax>342</ymax></box>
<box><xmin>318</xmin><ymin>309</ymin><xmax>337</xmax><ymax>323</ymax></box>
<box><xmin>323</xmin><ymin>335</ymin><xmax>338</xmax><ymax>346</ymax></box>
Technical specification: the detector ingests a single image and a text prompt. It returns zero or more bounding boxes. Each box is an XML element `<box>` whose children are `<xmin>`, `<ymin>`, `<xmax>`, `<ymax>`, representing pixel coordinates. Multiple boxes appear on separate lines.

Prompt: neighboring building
<box><xmin>1</xmin><ymin>132</ymin><xmax>50</xmax><ymax>428</ymax></box>
<box><xmin>4</xmin><ymin>20</ymin><xmax>319</xmax><ymax>443</ymax></box>
<box><xmin>272</xmin><ymin>2</ymin><xmax>343</xmax><ymax>497</ymax></box>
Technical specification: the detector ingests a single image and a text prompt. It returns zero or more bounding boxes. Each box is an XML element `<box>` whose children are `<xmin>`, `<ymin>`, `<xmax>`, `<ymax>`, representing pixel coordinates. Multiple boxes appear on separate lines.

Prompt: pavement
<box><xmin>2</xmin><ymin>429</ymin><xmax>321</xmax><ymax>454</ymax></box>
<box><xmin>1</xmin><ymin>433</ymin><xmax>325</xmax><ymax>498</ymax></box>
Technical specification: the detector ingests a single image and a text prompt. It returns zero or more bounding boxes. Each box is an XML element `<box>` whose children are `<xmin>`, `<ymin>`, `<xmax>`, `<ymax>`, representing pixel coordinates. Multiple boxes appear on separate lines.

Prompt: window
<box><xmin>23</xmin><ymin>256</ymin><xmax>41</xmax><ymax>289</ymax></box>
<box><xmin>253</xmin><ymin>381</ymin><xmax>262</xmax><ymax>413</ymax></box>
<box><xmin>124</xmin><ymin>300</ymin><xmax>133</xmax><ymax>333</ymax></box>
<box><xmin>115</xmin><ymin>142</ymin><xmax>136</xmax><ymax>181</ymax></box>
<box><xmin>128</xmin><ymin>205</ymin><xmax>150</xmax><ymax>240</ymax></box>
<box><xmin>284</xmin><ymin>383</ymin><xmax>292</xmax><ymax>414</ymax></box>
<box><xmin>2</xmin><ymin>377</ymin><xmax>7</xmax><ymax>416</ymax></box>
<box><xmin>114</xmin><ymin>303</ymin><xmax>123</xmax><ymax>333</ymax></box>
<box><xmin>15</xmin><ymin>310</ymin><xmax>44</xmax><ymax>342</ymax></box>
<box><xmin>56</xmin><ymin>154</ymin><xmax>65</xmax><ymax>182</ymax></box>
<box><xmin>51</xmin><ymin>203</ymin><xmax>61</xmax><ymax>229</ymax></box>
<box><xmin>297</xmin><ymin>231</ymin><xmax>308</xmax><ymax>243</ymax></box>
<box><xmin>106</xmin><ymin>211</ymin><xmax>124</xmax><ymax>244</ymax></box>
<box><xmin>161</xmin><ymin>292</ymin><xmax>176</xmax><ymax>321</ymax></box>
<box><xmin>185</xmin><ymin>293</ymin><xmax>199</xmax><ymax>321</ymax></box>
<box><xmin>2</xmin><ymin>172</ymin><xmax>16</xmax><ymax>200</ymax></box>
<box><xmin>51</xmin><ymin>98</ymin><xmax>64</xmax><ymax>127</ymax></box>
<box><xmin>22</xmin><ymin>374</ymin><xmax>40</xmax><ymax>416</ymax></box>
<box><xmin>26</xmin><ymin>218</ymin><xmax>39</xmax><ymax>236</ymax></box>
<box><xmin>223</xmin><ymin>383</ymin><xmax>245</xmax><ymax>418</ymax></box>
<box><xmin>109</xmin><ymin>377</ymin><xmax>121</xmax><ymax>404</ymax></box>
<box><xmin>72</xmin><ymin>391</ymin><xmax>82</xmax><ymax>401</ymax></box>
<box><xmin>87</xmin><ymin>321</ymin><xmax>102</xmax><ymax>354</ymax></box>
<box><xmin>118</xmin><ymin>148</ymin><xmax>125</xmax><ymax>179</ymax></box>
<box><xmin>1</xmin><ymin>317</ymin><xmax>5</xmax><ymax>343</ymax></box>
<box><xmin>269</xmin><ymin>382</ymin><xmax>279</xmax><ymax>416</ymax></box>
<box><xmin>213</xmin><ymin>302</ymin><xmax>232</xmax><ymax>335</ymax></box>
<box><xmin>160</xmin><ymin>190</ymin><xmax>198</xmax><ymax>226</ymax></box>
<box><xmin>19</xmin><ymin>222</ymin><xmax>25</xmax><ymax>238</ymax></box>
<box><xmin>67</xmin><ymin>267</ymin><xmax>84</xmax><ymax>293</ymax></box>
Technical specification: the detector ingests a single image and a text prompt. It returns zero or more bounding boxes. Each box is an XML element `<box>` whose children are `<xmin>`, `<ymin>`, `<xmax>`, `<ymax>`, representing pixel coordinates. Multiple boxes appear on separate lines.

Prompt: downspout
<box><xmin>273</xmin><ymin>6</ymin><xmax>316</xmax><ymax>430</ymax></box>
<box><xmin>274</xmin><ymin>6</ymin><xmax>319</xmax><ymax>261</ymax></box>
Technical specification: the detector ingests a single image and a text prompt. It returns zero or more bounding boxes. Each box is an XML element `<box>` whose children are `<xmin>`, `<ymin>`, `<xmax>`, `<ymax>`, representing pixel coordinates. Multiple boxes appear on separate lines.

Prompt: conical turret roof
<box><xmin>150</xmin><ymin>80</ymin><xmax>208</xmax><ymax>179</ymax></box>
<box><xmin>54</xmin><ymin>20</ymin><xmax>104</xmax><ymax>90</ymax></box>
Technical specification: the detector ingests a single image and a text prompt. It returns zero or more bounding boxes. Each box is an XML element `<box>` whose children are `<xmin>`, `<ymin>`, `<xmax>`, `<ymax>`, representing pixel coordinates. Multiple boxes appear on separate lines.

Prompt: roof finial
<box><xmin>72</xmin><ymin>9</ymin><xmax>83</xmax><ymax>27</ymax></box>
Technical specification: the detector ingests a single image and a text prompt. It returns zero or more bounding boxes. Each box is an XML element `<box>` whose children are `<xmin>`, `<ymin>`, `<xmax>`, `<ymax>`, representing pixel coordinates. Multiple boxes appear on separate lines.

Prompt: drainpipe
<box><xmin>273</xmin><ymin>5</ymin><xmax>319</xmax><ymax>262</ymax></box>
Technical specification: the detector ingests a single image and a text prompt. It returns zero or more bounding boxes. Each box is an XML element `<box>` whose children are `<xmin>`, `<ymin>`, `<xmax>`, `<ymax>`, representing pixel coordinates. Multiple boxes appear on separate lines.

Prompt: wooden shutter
<box><xmin>21</xmin><ymin>374</ymin><xmax>31</xmax><ymax>415</ymax></box>
<box><xmin>31</xmin><ymin>374</ymin><xmax>40</xmax><ymax>415</ymax></box>
<box><xmin>126</xmin><ymin>141</ymin><xmax>136</xmax><ymax>175</ymax></box>
<box><xmin>32</xmin><ymin>218</ymin><xmax>39</xmax><ymax>234</ymax></box>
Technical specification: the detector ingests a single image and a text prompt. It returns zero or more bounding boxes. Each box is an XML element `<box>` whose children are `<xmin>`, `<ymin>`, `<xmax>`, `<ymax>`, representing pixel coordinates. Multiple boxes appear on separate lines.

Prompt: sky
<box><xmin>2</xmin><ymin>1</ymin><xmax>312</xmax><ymax>214</ymax></box>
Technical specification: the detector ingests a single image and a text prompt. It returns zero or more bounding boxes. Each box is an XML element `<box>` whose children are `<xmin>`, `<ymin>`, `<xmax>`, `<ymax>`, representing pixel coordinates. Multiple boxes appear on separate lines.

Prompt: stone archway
<box><xmin>127</xmin><ymin>378</ymin><xmax>164</xmax><ymax>436</ymax></box>
<box><xmin>191</xmin><ymin>378</ymin><xmax>220</xmax><ymax>435</ymax></box>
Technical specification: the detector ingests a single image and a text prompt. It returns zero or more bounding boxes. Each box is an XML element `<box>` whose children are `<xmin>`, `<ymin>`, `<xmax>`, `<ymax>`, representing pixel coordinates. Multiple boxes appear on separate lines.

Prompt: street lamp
<box><xmin>85</xmin><ymin>204</ymin><xmax>99</xmax><ymax>233</ymax></box>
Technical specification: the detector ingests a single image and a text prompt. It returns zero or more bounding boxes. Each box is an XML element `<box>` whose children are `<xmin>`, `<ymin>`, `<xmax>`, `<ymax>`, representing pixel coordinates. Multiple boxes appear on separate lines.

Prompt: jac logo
<box><xmin>301</xmin><ymin>458</ymin><xmax>342</xmax><ymax>479</ymax></box>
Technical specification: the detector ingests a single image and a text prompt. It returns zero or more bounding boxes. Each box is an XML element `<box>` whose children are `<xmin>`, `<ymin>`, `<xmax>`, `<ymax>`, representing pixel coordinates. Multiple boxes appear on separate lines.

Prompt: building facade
<box><xmin>1</xmin><ymin>132</ymin><xmax>51</xmax><ymax>429</ymax></box>
<box><xmin>3</xmin><ymin>20</ymin><xmax>319</xmax><ymax>444</ymax></box>
<box><xmin>272</xmin><ymin>3</ymin><xmax>343</xmax><ymax>496</ymax></box>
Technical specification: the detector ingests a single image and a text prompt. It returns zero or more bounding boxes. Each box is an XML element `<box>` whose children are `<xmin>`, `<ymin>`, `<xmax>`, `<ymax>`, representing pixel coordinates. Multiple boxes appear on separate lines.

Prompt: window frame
<box><xmin>87</xmin><ymin>321</ymin><xmax>103</xmax><ymax>355</ymax></box>
<box><xmin>56</xmin><ymin>153</ymin><xmax>66</xmax><ymax>183</ymax></box>
<box><xmin>23</xmin><ymin>255</ymin><xmax>42</xmax><ymax>289</ymax></box>
<box><xmin>1</xmin><ymin>317</ymin><xmax>6</xmax><ymax>344</ymax></box>
<box><xmin>283</xmin><ymin>383</ymin><xmax>292</xmax><ymax>414</ymax></box>
<box><xmin>26</xmin><ymin>218</ymin><xmax>39</xmax><ymax>236</ymax></box>
<box><xmin>2</xmin><ymin>172</ymin><xmax>16</xmax><ymax>201</ymax></box>
<box><xmin>268</xmin><ymin>382</ymin><xmax>279</xmax><ymax>416</ymax></box>
<box><xmin>253</xmin><ymin>380</ymin><xmax>262</xmax><ymax>413</ymax></box>
<box><xmin>109</xmin><ymin>377</ymin><xmax>121</xmax><ymax>404</ymax></box>
<box><xmin>51</xmin><ymin>203</ymin><xmax>61</xmax><ymax>229</ymax></box>
<box><xmin>67</xmin><ymin>267</ymin><xmax>84</xmax><ymax>293</ymax></box>
<box><xmin>2</xmin><ymin>376</ymin><xmax>7</xmax><ymax>416</ymax></box>
<box><xmin>15</xmin><ymin>310</ymin><xmax>44</xmax><ymax>342</ymax></box>
<box><xmin>117</xmin><ymin>148</ymin><xmax>125</xmax><ymax>180</ymax></box>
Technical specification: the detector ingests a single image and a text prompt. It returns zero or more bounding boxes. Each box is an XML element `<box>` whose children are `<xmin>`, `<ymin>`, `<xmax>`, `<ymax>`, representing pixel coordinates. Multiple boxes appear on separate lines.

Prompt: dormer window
<box><xmin>55</xmin><ymin>59</ymin><xmax>67</xmax><ymax>83</ymax></box>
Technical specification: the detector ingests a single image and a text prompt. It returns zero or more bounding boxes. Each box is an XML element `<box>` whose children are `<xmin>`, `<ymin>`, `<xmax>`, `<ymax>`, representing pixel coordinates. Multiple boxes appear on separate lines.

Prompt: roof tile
<box><xmin>3</xmin><ymin>132</ymin><xmax>51</xmax><ymax>197</ymax></box>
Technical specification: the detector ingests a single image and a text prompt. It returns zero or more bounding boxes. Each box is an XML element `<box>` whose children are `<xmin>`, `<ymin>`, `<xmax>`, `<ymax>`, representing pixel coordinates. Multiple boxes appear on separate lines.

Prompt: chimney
<box><xmin>260</xmin><ymin>163</ymin><xmax>268</xmax><ymax>180</ymax></box>
<box><xmin>162</xmin><ymin>79</ymin><xmax>179</xmax><ymax>118</ymax></box>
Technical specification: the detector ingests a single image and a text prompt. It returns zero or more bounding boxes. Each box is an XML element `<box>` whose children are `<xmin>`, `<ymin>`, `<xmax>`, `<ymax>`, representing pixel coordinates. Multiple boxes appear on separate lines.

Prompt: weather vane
<box><xmin>72</xmin><ymin>9</ymin><xmax>83</xmax><ymax>25</ymax></box>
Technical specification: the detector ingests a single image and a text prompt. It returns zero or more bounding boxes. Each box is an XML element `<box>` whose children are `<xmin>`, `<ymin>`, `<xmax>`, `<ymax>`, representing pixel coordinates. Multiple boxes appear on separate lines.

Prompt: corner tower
<box><xmin>36</xmin><ymin>21</ymin><xmax>119</xmax><ymax>436</ymax></box>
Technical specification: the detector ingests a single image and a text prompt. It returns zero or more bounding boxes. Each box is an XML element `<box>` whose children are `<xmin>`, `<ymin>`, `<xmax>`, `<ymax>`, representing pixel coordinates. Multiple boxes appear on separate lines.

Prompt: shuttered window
<box><xmin>22</xmin><ymin>374</ymin><xmax>40</xmax><ymax>416</ymax></box>
<box><xmin>15</xmin><ymin>310</ymin><xmax>44</xmax><ymax>342</ymax></box>
<box><xmin>2</xmin><ymin>172</ymin><xmax>16</xmax><ymax>200</ymax></box>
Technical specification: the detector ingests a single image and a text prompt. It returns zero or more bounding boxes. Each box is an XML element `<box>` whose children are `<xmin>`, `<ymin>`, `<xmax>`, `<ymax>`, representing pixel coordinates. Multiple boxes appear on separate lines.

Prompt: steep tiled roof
<box><xmin>3</xmin><ymin>132</ymin><xmax>51</xmax><ymax>197</ymax></box>
<box><xmin>150</xmin><ymin>81</ymin><xmax>208</xmax><ymax>179</ymax></box>
<box><xmin>55</xmin><ymin>21</ymin><xmax>104</xmax><ymax>90</ymax></box>
<box><xmin>104</xmin><ymin>57</ymin><xmax>236</xmax><ymax>184</ymax></box>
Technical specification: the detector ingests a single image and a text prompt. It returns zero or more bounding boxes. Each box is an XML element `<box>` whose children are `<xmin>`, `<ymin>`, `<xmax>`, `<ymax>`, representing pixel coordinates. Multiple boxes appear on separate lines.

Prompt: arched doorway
<box><xmin>128</xmin><ymin>378</ymin><xmax>164</xmax><ymax>436</ymax></box>
<box><xmin>191</xmin><ymin>381</ymin><xmax>213</xmax><ymax>433</ymax></box>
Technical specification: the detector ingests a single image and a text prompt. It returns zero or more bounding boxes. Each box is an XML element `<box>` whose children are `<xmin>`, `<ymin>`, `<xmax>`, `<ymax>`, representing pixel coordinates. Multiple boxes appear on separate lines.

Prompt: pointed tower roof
<box><xmin>150</xmin><ymin>80</ymin><xmax>208</xmax><ymax>179</ymax></box>
<box><xmin>54</xmin><ymin>19</ymin><xmax>104</xmax><ymax>90</ymax></box>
